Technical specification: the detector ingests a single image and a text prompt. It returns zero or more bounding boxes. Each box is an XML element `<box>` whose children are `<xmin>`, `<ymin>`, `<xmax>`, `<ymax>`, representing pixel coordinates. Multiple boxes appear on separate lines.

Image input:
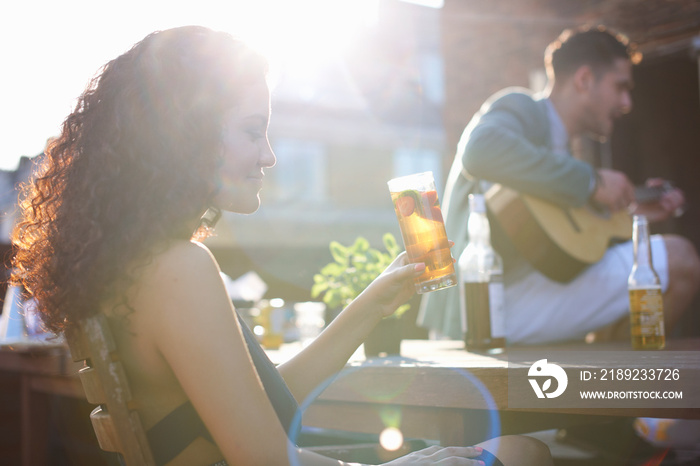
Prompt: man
<box><xmin>418</xmin><ymin>25</ymin><xmax>700</xmax><ymax>345</ymax></box>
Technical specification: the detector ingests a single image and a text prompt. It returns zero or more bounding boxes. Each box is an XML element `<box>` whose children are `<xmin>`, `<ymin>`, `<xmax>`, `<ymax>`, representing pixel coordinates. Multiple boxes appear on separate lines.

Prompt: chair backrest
<box><xmin>64</xmin><ymin>313</ymin><xmax>156</xmax><ymax>466</ymax></box>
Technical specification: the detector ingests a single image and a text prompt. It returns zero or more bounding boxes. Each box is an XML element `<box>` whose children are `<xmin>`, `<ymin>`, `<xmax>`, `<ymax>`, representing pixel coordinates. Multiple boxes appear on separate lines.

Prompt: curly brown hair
<box><xmin>11</xmin><ymin>26</ymin><xmax>268</xmax><ymax>333</ymax></box>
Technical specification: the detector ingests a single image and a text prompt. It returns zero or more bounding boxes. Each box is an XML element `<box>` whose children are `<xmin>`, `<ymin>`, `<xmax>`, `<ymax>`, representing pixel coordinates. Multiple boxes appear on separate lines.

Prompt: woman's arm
<box><xmin>138</xmin><ymin>241</ymin><xmax>382</xmax><ymax>464</ymax></box>
<box><xmin>136</xmin><ymin>241</ymin><xmax>297</xmax><ymax>463</ymax></box>
<box><xmin>278</xmin><ymin>253</ymin><xmax>424</xmax><ymax>405</ymax></box>
<box><xmin>136</xmin><ymin>241</ymin><xmax>485</xmax><ymax>465</ymax></box>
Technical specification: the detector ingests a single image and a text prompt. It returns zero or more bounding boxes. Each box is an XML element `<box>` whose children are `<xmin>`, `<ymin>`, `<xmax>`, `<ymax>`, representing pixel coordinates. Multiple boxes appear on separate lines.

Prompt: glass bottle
<box><xmin>257</xmin><ymin>299</ymin><xmax>286</xmax><ymax>349</ymax></box>
<box><xmin>458</xmin><ymin>193</ymin><xmax>506</xmax><ymax>351</ymax></box>
<box><xmin>628</xmin><ymin>215</ymin><xmax>665</xmax><ymax>350</ymax></box>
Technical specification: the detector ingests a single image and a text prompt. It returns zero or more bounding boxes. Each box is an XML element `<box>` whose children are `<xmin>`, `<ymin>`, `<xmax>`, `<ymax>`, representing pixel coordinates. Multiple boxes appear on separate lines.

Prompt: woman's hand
<box><xmin>381</xmin><ymin>445</ymin><xmax>487</xmax><ymax>465</ymax></box>
<box><xmin>357</xmin><ymin>252</ymin><xmax>426</xmax><ymax>318</ymax></box>
<box><xmin>279</xmin><ymin>251</ymin><xmax>425</xmax><ymax>402</ymax></box>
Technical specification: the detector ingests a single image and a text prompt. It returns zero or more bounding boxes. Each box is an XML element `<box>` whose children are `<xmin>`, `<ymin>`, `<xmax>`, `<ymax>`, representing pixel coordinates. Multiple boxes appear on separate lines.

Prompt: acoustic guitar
<box><xmin>484</xmin><ymin>183</ymin><xmax>668</xmax><ymax>283</ymax></box>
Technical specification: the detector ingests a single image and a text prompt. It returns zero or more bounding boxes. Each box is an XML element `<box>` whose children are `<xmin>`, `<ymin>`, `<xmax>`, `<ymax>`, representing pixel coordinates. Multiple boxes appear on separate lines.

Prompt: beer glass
<box><xmin>387</xmin><ymin>171</ymin><xmax>456</xmax><ymax>293</ymax></box>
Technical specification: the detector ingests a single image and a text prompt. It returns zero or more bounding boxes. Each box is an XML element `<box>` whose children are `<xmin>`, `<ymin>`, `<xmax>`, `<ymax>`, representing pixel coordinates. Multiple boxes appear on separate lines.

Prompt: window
<box><xmin>392</xmin><ymin>147</ymin><xmax>443</xmax><ymax>193</ymax></box>
<box><xmin>420</xmin><ymin>52</ymin><xmax>444</xmax><ymax>105</ymax></box>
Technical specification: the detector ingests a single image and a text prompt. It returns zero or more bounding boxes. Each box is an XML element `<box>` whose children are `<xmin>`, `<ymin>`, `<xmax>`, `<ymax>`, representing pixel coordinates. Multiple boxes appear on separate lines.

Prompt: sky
<box><xmin>0</xmin><ymin>0</ymin><xmax>420</xmax><ymax>171</ymax></box>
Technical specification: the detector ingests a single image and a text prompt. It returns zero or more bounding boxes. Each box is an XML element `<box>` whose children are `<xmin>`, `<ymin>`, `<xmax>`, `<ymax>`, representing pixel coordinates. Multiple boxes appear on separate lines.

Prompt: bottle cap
<box><xmin>468</xmin><ymin>194</ymin><xmax>486</xmax><ymax>213</ymax></box>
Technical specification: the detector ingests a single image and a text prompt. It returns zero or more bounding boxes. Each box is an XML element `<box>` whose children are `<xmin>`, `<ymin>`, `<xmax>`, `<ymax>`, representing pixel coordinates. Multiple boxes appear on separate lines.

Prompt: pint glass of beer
<box><xmin>387</xmin><ymin>172</ymin><xmax>456</xmax><ymax>293</ymax></box>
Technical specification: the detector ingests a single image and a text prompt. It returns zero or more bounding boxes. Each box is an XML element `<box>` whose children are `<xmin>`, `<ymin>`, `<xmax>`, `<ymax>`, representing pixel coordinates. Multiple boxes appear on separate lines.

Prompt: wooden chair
<box><xmin>64</xmin><ymin>314</ymin><xmax>156</xmax><ymax>466</ymax></box>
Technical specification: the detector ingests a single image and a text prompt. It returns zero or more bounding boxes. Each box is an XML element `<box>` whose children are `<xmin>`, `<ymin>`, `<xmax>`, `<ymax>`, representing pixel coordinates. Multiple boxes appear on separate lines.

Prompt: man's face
<box><xmin>582</xmin><ymin>58</ymin><xmax>633</xmax><ymax>139</ymax></box>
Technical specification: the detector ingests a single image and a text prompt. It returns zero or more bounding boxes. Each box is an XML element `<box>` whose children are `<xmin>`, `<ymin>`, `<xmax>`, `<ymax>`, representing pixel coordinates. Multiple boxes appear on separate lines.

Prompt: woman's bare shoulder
<box><xmin>139</xmin><ymin>240</ymin><xmax>220</xmax><ymax>284</ymax></box>
<box><xmin>154</xmin><ymin>240</ymin><xmax>218</xmax><ymax>269</ymax></box>
<box><xmin>128</xmin><ymin>240</ymin><xmax>225</xmax><ymax>319</ymax></box>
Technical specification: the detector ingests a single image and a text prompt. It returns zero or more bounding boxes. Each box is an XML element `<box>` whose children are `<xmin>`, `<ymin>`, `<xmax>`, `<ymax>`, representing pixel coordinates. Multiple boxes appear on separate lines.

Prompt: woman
<box><xmin>12</xmin><ymin>26</ymin><xmax>552</xmax><ymax>465</ymax></box>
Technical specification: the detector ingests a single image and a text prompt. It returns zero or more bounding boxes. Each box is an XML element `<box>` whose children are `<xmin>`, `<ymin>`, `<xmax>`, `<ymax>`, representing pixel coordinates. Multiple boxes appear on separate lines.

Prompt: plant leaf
<box><xmin>367</xmin><ymin>249</ymin><xmax>383</xmax><ymax>264</ymax></box>
<box><xmin>323</xmin><ymin>289</ymin><xmax>343</xmax><ymax>308</ymax></box>
<box><xmin>329</xmin><ymin>241</ymin><xmax>349</xmax><ymax>265</ymax></box>
<box><xmin>310</xmin><ymin>282</ymin><xmax>328</xmax><ymax>298</ymax></box>
<box><xmin>321</xmin><ymin>262</ymin><xmax>346</xmax><ymax>277</ymax></box>
<box><xmin>383</xmin><ymin>232</ymin><xmax>401</xmax><ymax>258</ymax></box>
<box><xmin>351</xmin><ymin>254</ymin><xmax>368</xmax><ymax>267</ymax></box>
<box><xmin>353</xmin><ymin>236</ymin><xmax>370</xmax><ymax>253</ymax></box>
<box><xmin>312</xmin><ymin>234</ymin><xmax>413</xmax><ymax>311</ymax></box>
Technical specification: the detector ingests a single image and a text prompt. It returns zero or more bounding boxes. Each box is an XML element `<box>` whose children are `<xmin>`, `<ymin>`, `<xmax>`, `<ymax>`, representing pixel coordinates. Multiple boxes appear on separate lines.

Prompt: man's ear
<box><xmin>572</xmin><ymin>65</ymin><xmax>595</xmax><ymax>93</ymax></box>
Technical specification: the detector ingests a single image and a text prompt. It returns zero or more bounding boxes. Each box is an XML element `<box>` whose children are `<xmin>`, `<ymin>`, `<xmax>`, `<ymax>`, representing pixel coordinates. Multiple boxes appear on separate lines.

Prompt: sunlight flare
<box><xmin>379</xmin><ymin>427</ymin><xmax>404</xmax><ymax>451</ymax></box>
<box><xmin>231</xmin><ymin>0</ymin><xmax>378</xmax><ymax>69</ymax></box>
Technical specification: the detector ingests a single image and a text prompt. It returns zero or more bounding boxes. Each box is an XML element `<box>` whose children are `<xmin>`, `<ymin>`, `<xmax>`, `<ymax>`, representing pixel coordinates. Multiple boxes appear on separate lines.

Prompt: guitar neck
<box><xmin>634</xmin><ymin>183</ymin><xmax>671</xmax><ymax>204</ymax></box>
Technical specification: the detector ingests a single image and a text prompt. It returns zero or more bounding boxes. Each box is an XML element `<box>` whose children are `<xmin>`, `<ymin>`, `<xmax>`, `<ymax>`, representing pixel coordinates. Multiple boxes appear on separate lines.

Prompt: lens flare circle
<box><xmin>379</xmin><ymin>427</ymin><xmax>404</xmax><ymax>451</ymax></box>
<box><xmin>287</xmin><ymin>366</ymin><xmax>501</xmax><ymax>465</ymax></box>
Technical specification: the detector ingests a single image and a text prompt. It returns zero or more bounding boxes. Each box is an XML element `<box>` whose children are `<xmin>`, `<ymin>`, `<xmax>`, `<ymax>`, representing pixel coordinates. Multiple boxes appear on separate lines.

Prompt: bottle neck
<box><xmin>633</xmin><ymin>216</ymin><xmax>652</xmax><ymax>267</ymax></box>
<box><xmin>468</xmin><ymin>211</ymin><xmax>492</xmax><ymax>247</ymax></box>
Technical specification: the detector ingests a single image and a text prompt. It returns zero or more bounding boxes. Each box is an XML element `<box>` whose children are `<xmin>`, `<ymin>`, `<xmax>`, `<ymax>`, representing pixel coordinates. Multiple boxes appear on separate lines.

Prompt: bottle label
<box><xmin>462</xmin><ymin>280</ymin><xmax>506</xmax><ymax>348</ymax></box>
<box><xmin>261</xmin><ymin>306</ymin><xmax>286</xmax><ymax>349</ymax></box>
<box><xmin>488</xmin><ymin>281</ymin><xmax>506</xmax><ymax>338</ymax></box>
<box><xmin>629</xmin><ymin>287</ymin><xmax>664</xmax><ymax>336</ymax></box>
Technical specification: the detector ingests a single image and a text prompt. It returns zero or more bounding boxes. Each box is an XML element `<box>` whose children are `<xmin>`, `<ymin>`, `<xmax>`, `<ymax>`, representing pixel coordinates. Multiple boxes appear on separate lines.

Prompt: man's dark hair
<box><xmin>545</xmin><ymin>25</ymin><xmax>641</xmax><ymax>80</ymax></box>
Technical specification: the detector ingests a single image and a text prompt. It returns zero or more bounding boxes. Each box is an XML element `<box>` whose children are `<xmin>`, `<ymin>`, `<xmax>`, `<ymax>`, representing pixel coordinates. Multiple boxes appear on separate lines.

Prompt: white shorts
<box><xmin>504</xmin><ymin>235</ymin><xmax>669</xmax><ymax>345</ymax></box>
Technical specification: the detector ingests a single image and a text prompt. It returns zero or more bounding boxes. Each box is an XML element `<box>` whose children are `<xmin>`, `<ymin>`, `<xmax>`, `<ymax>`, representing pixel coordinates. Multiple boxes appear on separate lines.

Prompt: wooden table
<box><xmin>3</xmin><ymin>337</ymin><xmax>699</xmax><ymax>461</ymax></box>
<box><xmin>0</xmin><ymin>340</ymin><xmax>85</xmax><ymax>466</ymax></box>
<box><xmin>287</xmin><ymin>338</ymin><xmax>700</xmax><ymax>446</ymax></box>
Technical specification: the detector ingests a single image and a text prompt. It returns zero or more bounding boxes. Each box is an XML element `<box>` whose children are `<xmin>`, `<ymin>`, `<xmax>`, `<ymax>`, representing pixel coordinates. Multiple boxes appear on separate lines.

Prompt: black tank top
<box><xmin>146</xmin><ymin>313</ymin><xmax>299</xmax><ymax>466</ymax></box>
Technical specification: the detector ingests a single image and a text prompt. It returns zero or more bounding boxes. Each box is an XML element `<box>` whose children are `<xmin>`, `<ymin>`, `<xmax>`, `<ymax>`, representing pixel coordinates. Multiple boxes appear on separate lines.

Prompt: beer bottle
<box><xmin>257</xmin><ymin>299</ymin><xmax>286</xmax><ymax>349</ymax></box>
<box><xmin>458</xmin><ymin>193</ymin><xmax>506</xmax><ymax>351</ymax></box>
<box><xmin>628</xmin><ymin>215</ymin><xmax>665</xmax><ymax>350</ymax></box>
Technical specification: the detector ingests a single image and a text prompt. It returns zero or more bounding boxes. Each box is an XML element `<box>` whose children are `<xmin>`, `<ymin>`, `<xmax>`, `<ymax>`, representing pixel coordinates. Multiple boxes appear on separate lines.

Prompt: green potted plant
<box><xmin>311</xmin><ymin>233</ymin><xmax>409</xmax><ymax>357</ymax></box>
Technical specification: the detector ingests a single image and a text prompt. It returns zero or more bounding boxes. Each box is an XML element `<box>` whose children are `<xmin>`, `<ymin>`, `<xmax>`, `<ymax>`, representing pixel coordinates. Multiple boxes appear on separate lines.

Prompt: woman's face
<box><xmin>215</xmin><ymin>81</ymin><xmax>276</xmax><ymax>214</ymax></box>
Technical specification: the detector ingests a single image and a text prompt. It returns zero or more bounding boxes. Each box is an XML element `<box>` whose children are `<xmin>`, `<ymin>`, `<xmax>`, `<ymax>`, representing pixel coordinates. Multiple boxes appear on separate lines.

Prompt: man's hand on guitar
<box><xmin>631</xmin><ymin>178</ymin><xmax>686</xmax><ymax>223</ymax></box>
<box><xmin>592</xmin><ymin>168</ymin><xmax>635</xmax><ymax>212</ymax></box>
